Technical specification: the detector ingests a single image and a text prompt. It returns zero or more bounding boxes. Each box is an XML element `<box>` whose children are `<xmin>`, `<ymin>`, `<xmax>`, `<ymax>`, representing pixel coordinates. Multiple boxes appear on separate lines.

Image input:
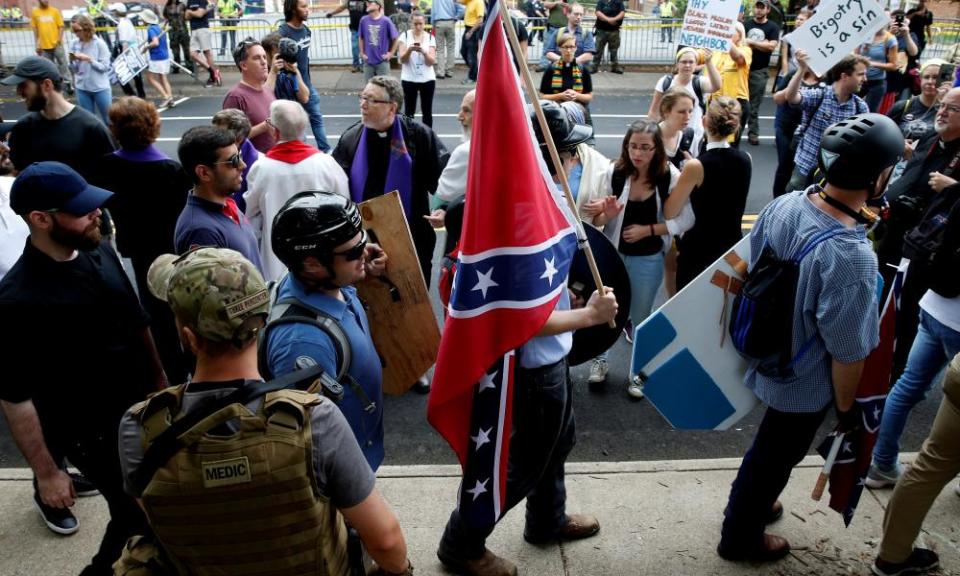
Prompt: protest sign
<box><xmin>678</xmin><ymin>0</ymin><xmax>741</xmax><ymax>52</ymax></box>
<box><xmin>782</xmin><ymin>0</ymin><xmax>889</xmax><ymax>77</ymax></box>
<box><xmin>112</xmin><ymin>46</ymin><xmax>148</xmax><ymax>86</ymax></box>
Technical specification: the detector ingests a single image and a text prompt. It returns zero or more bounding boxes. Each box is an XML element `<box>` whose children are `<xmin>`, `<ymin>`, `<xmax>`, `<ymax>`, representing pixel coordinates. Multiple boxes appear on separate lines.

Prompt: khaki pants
<box><xmin>879</xmin><ymin>353</ymin><xmax>960</xmax><ymax>563</ymax></box>
<box><xmin>434</xmin><ymin>20</ymin><xmax>457</xmax><ymax>77</ymax></box>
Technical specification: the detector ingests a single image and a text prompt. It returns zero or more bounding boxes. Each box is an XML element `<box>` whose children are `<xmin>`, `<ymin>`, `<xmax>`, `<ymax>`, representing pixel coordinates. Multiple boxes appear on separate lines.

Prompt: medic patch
<box><xmin>202</xmin><ymin>456</ymin><xmax>252</xmax><ymax>488</ymax></box>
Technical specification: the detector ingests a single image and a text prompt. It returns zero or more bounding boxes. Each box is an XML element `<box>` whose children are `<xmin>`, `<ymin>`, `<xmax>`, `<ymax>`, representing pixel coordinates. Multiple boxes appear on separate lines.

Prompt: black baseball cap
<box><xmin>10</xmin><ymin>162</ymin><xmax>113</xmax><ymax>216</ymax></box>
<box><xmin>1</xmin><ymin>56</ymin><xmax>62</xmax><ymax>86</ymax></box>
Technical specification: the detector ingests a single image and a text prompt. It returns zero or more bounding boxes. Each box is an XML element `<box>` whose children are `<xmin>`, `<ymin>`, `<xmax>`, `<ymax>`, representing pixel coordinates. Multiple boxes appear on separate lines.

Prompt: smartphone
<box><xmin>938</xmin><ymin>63</ymin><xmax>956</xmax><ymax>86</ymax></box>
<box><xmin>895</xmin><ymin>13</ymin><xmax>904</xmax><ymax>24</ymax></box>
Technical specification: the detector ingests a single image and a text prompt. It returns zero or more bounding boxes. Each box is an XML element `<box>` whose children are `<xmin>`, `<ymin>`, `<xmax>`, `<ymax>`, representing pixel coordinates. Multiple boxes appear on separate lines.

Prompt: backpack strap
<box><xmin>693</xmin><ymin>75</ymin><xmax>705</xmax><ymax>112</ymax></box>
<box><xmin>661</xmin><ymin>73</ymin><xmax>673</xmax><ymax>93</ymax></box>
<box><xmin>679</xmin><ymin>127</ymin><xmax>695</xmax><ymax>155</ymax></box>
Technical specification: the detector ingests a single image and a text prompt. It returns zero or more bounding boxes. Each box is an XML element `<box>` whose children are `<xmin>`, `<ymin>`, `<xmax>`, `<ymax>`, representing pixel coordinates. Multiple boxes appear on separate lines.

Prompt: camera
<box><xmin>278</xmin><ymin>37</ymin><xmax>299</xmax><ymax>63</ymax></box>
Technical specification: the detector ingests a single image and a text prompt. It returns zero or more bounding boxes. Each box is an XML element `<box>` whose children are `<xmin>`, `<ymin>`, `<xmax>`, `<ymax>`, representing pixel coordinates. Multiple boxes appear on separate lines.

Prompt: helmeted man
<box><xmin>436</xmin><ymin>102</ymin><xmax>619</xmax><ymax>576</ymax></box>
<box><xmin>261</xmin><ymin>191</ymin><xmax>388</xmax><ymax>471</ymax></box>
<box><xmin>118</xmin><ymin>246</ymin><xmax>412</xmax><ymax>576</ymax></box>
<box><xmin>717</xmin><ymin>114</ymin><xmax>904</xmax><ymax>563</ymax></box>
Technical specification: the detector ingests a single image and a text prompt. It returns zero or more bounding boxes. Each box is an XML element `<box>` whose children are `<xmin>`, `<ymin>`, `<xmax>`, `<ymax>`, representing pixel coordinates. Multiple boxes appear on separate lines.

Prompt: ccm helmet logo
<box><xmin>202</xmin><ymin>456</ymin><xmax>252</xmax><ymax>488</ymax></box>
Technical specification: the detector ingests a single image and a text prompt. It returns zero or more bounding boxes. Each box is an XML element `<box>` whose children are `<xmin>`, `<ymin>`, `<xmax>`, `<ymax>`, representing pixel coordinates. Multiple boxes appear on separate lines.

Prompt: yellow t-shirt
<box><xmin>711</xmin><ymin>45</ymin><xmax>752</xmax><ymax>101</ymax></box>
<box><xmin>464</xmin><ymin>0</ymin><xmax>485</xmax><ymax>28</ymax></box>
<box><xmin>31</xmin><ymin>6</ymin><xmax>63</xmax><ymax>51</ymax></box>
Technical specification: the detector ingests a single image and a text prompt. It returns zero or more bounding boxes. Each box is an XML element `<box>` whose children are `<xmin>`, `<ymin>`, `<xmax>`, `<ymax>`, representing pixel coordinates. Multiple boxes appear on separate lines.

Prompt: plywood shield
<box><xmin>356</xmin><ymin>192</ymin><xmax>440</xmax><ymax>395</ymax></box>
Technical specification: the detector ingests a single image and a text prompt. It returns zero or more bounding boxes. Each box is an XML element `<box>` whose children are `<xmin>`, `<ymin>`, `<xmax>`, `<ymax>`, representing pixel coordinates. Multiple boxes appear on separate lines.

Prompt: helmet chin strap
<box><xmin>297</xmin><ymin>261</ymin><xmax>345</xmax><ymax>292</ymax></box>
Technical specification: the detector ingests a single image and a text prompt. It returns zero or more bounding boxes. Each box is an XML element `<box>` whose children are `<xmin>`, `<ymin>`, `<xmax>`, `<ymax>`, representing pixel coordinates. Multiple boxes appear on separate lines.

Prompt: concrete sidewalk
<box><xmin>2</xmin><ymin>454</ymin><xmax>958</xmax><ymax>576</ymax></box>
<box><xmin>164</xmin><ymin>65</ymin><xmax>669</xmax><ymax>98</ymax></box>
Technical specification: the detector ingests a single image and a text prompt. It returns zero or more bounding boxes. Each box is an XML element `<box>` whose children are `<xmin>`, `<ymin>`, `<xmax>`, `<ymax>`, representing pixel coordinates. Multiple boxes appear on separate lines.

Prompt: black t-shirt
<box><xmin>9</xmin><ymin>106</ymin><xmax>115</xmax><ymax>183</ymax></box>
<box><xmin>907</xmin><ymin>9</ymin><xmax>932</xmax><ymax>42</ymax></box>
<box><xmin>187</xmin><ymin>0</ymin><xmax>210</xmax><ymax>29</ymax></box>
<box><xmin>619</xmin><ymin>194</ymin><xmax>663</xmax><ymax>256</ymax></box>
<box><xmin>744</xmin><ymin>19</ymin><xmax>780</xmax><ymax>71</ymax></box>
<box><xmin>346</xmin><ymin>0</ymin><xmax>366</xmax><ymax>31</ymax></box>
<box><xmin>0</xmin><ymin>241</ymin><xmax>152</xmax><ymax>444</ymax></box>
<box><xmin>887</xmin><ymin>96</ymin><xmax>936</xmax><ymax>140</ymax></box>
<box><xmin>594</xmin><ymin>0</ymin><xmax>624</xmax><ymax>31</ymax></box>
<box><xmin>279</xmin><ymin>22</ymin><xmax>314</xmax><ymax>89</ymax></box>
<box><xmin>539</xmin><ymin>62</ymin><xmax>593</xmax><ymax>95</ymax></box>
<box><xmin>363</xmin><ymin>128</ymin><xmax>391</xmax><ymax>202</ymax></box>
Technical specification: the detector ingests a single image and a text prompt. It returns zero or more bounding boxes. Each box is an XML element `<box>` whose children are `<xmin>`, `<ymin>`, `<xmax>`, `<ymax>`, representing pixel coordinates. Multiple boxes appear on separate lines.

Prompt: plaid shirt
<box><xmin>744</xmin><ymin>188</ymin><xmax>880</xmax><ymax>413</ymax></box>
<box><xmin>792</xmin><ymin>85</ymin><xmax>868</xmax><ymax>176</ymax></box>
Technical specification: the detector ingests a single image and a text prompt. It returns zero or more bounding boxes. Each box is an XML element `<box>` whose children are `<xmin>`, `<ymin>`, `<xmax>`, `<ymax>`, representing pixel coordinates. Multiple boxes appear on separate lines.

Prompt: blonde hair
<box><xmin>556</xmin><ymin>30</ymin><xmax>577</xmax><ymax>48</ymax></box>
<box><xmin>705</xmin><ymin>96</ymin><xmax>741</xmax><ymax>138</ymax></box>
<box><xmin>71</xmin><ymin>13</ymin><xmax>96</xmax><ymax>37</ymax></box>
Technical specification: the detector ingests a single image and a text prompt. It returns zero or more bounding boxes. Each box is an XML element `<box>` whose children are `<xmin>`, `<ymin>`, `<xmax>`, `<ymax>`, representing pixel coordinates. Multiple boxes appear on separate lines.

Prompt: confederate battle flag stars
<box><xmin>816</xmin><ymin>268</ymin><xmax>901</xmax><ymax>526</ymax></box>
<box><xmin>426</xmin><ymin>0</ymin><xmax>579</xmax><ymax>529</ymax></box>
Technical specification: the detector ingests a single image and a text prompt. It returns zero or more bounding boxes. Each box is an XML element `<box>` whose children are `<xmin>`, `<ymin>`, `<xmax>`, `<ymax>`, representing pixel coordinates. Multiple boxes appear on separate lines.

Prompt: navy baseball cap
<box><xmin>1</xmin><ymin>56</ymin><xmax>61</xmax><ymax>86</ymax></box>
<box><xmin>10</xmin><ymin>162</ymin><xmax>113</xmax><ymax>216</ymax></box>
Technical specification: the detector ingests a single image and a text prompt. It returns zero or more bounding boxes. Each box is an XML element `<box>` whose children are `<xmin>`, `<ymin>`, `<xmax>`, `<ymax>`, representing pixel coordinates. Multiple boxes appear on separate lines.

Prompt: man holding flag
<box><xmin>427</xmin><ymin>4</ymin><xmax>618</xmax><ymax>575</ymax></box>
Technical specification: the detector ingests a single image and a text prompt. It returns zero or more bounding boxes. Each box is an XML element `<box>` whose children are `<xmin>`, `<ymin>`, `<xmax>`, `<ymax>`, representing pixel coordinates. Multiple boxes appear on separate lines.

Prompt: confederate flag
<box><xmin>426</xmin><ymin>1</ymin><xmax>578</xmax><ymax>528</ymax></box>
<box><xmin>816</xmin><ymin>269</ymin><xmax>902</xmax><ymax>526</ymax></box>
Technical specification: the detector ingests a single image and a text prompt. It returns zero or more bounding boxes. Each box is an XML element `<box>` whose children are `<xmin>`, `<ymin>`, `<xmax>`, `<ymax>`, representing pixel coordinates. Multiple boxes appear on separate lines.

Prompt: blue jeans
<box><xmin>539</xmin><ymin>27</ymin><xmax>559</xmax><ymax>68</ymax></box>
<box><xmin>350</xmin><ymin>28</ymin><xmax>361</xmax><ymax>68</ymax></box>
<box><xmin>303</xmin><ymin>87</ymin><xmax>330</xmax><ymax>153</ymax></box>
<box><xmin>77</xmin><ymin>88</ymin><xmax>111</xmax><ymax>126</ymax></box>
<box><xmin>872</xmin><ymin>310</ymin><xmax>960</xmax><ymax>471</ymax></box>
<box><xmin>863</xmin><ymin>79</ymin><xmax>886</xmax><ymax>112</ymax></box>
<box><xmin>622</xmin><ymin>251</ymin><xmax>664</xmax><ymax>328</ymax></box>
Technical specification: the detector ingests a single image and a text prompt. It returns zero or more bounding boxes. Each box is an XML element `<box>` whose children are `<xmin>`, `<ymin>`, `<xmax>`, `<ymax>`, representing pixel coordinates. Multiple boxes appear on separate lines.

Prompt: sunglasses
<box><xmin>332</xmin><ymin>230</ymin><xmax>368</xmax><ymax>261</ymax></box>
<box><xmin>213</xmin><ymin>152</ymin><xmax>243</xmax><ymax>169</ymax></box>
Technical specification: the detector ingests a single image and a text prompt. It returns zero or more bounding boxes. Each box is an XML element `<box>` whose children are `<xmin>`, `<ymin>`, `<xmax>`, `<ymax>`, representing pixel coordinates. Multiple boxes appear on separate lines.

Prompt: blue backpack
<box><xmin>729</xmin><ymin>227</ymin><xmax>845</xmax><ymax>377</ymax></box>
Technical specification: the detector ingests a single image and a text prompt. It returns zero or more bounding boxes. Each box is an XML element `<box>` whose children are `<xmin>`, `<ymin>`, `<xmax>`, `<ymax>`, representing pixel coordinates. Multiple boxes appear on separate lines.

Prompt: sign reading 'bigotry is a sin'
<box><xmin>782</xmin><ymin>0</ymin><xmax>889</xmax><ymax>77</ymax></box>
<box><xmin>678</xmin><ymin>0</ymin><xmax>740</xmax><ymax>52</ymax></box>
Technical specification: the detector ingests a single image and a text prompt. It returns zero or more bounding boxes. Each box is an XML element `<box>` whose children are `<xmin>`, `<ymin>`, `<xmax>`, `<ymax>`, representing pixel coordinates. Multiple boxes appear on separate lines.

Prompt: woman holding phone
<box><xmin>398</xmin><ymin>13</ymin><xmax>437</xmax><ymax>126</ymax></box>
<box><xmin>68</xmin><ymin>13</ymin><xmax>112</xmax><ymax>125</ymax></box>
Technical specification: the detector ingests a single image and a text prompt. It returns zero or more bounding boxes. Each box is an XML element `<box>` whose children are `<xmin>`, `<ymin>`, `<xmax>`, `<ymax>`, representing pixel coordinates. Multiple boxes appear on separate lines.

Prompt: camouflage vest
<box><xmin>134</xmin><ymin>385</ymin><xmax>350</xmax><ymax>576</ymax></box>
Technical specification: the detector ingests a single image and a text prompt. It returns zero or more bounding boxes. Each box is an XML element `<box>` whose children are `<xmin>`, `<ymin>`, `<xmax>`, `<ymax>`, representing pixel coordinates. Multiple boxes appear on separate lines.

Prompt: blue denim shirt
<box><xmin>544</xmin><ymin>25</ymin><xmax>597</xmax><ymax>59</ymax></box>
<box><xmin>431</xmin><ymin>0</ymin><xmax>463</xmax><ymax>22</ymax></box>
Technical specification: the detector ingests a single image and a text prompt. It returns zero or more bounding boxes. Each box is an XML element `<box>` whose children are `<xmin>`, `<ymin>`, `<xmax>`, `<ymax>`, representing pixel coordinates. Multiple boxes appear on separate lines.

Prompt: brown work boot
<box><xmin>524</xmin><ymin>513</ymin><xmax>600</xmax><ymax>544</ymax></box>
<box><xmin>437</xmin><ymin>547</ymin><xmax>517</xmax><ymax>576</ymax></box>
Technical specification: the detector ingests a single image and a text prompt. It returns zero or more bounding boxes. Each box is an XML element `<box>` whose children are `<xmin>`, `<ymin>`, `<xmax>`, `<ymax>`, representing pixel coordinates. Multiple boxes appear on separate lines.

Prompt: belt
<box><xmin>516</xmin><ymin>358</ymin><xmax>565</xmax><ymax>377</ymax></box>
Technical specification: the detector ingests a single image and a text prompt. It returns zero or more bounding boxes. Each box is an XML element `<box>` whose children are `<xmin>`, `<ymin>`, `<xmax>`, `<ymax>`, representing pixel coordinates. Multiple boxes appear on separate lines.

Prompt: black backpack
<box><xmin>662</xmin><ymin>74</ymin><xmax>707</xmax><ymax>116</ymax></box>
<box><xmin>729</xmin><ymin>226</ymin><xmax>846</xmax><ymax>377</ymax></box>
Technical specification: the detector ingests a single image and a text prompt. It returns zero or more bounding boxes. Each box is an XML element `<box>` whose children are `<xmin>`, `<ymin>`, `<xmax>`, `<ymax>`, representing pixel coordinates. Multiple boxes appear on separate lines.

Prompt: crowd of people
<box><xmin>0</xmin><ymin>0</ymin><xmax>958</xmax><ymax>576</ymax></box>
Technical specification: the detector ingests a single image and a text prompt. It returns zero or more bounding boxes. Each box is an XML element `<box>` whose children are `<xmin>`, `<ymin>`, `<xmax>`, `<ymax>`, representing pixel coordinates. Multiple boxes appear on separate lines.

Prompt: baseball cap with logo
<box><xmin>1</xmin><ymin>55</ymin><xmax>62</xmax><ymax>86</ymax></box>
<box><xmin>10</xmin><ymin>161</ymin><xmax>113</xmax><ymax>216</ymax></box>
<box><xmin>147</xmin><ymin>248</ymin><xmax>270</xmax><ymax>345</ymax></box>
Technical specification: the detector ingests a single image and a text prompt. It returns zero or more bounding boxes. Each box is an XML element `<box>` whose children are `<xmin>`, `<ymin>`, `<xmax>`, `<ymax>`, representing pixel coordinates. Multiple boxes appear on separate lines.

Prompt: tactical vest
<box><xmin>134</xmin><ymin>385</ymin><xmax>351</xmax><ymax>576</ymax></box>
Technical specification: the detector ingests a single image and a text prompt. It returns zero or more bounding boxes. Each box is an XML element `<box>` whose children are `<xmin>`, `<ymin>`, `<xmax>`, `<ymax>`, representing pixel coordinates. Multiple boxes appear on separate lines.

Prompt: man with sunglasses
<box><xmin>263</xmin><ymin>191</ymin><xmax>388</xmax><ymax>471</ymax></box>
<box><xmin>0</xmin><ymin>162</ymin><xmax>162</xmax><ymax>575</ymax></box>
<box><xmin>222</xmin><ymin>38</ymin><xmax>276</xmax><ymax>153</ymax></box>
<box><xmin>174</xmin><ymin>125</ymin><xmax>263</xmax><ymax>272</ymax></box>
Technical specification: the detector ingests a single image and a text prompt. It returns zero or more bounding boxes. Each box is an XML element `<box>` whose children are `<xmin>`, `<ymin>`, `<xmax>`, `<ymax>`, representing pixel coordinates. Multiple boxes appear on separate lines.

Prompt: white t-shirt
<box><xmin>0</xmin><ymin>177</ymin><xmax>28</xmax><ymax>281</ymax></box>
<box><xmin>117</xmin><ymin>17</ymin><xmax>137</xmax><ymax>46</ymax></box>
<box><xmin>920</xmin><ymin>290</ymin><xmax>960</xmax><ymax>334</ymax></box>
<box><xmin>655</xmin><ymin>74</ymin><xmax>706</xmax><ymax>139</ymax></box>
<box><xmin>398</xmin><ymin>30</ymin><xmax>436</xmax><ymax>83</ymax></box>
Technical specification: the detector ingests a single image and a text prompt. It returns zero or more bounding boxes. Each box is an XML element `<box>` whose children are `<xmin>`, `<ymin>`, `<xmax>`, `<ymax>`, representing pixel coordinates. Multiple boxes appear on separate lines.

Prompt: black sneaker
<box><xmin>69</xmin><ymin>472</ymin><xmax>99</xmax><ymax>497</ymax></box>
<box><xmin>205</xmin><ymin>76</ymin><xmax>216</xmax><ymax>88</ymax></box>
<box><xmin>33</xmin><ymin>493</ymin><xmax>79</xmax><ymax>535</ymax></box>
<box><xmin>873</xmin><ymin>548</ymin><xmax>939</xmax><ymax>576</ymax></box>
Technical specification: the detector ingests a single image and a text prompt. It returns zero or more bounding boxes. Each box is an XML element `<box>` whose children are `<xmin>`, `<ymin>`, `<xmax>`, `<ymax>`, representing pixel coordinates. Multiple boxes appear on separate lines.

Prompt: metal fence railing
<box><xmin>3</xmin><ymin>15</ymin><xmax>960</xmax><ymax>70</ymax></box>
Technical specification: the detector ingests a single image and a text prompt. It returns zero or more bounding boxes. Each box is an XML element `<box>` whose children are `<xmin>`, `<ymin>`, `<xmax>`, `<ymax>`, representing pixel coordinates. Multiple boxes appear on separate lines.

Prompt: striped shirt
<box><xmin>744</xmin><ymin>188</ymin><xmax>880</xmax><ymax>413</ymax></box>
<box><xmin>792</xmin><ymin>85</ymin><xmax>868</xmax><ymax>176</ymax></box>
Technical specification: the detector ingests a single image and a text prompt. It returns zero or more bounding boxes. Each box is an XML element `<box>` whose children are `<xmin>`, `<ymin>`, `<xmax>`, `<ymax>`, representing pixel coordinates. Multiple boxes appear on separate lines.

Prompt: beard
<box><xmin>25</xmin><ymin>91</ymin><xmax>46</xmax><ymax>112</ymax></box>
<box><xmin>50</xmin><ymin>216</ymin><xmax>102</xmax><ymax>251</ymax></box>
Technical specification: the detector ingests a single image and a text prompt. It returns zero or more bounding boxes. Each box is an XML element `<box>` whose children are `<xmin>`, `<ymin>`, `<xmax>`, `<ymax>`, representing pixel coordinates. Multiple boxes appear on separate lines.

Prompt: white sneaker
<box><xmin>627</xmin><ymin>376</ymin><xmax>644</xmax><ymax>399</ymax></box>
<box><xmin>588</xmin><ymin>359</ymin><xmax>609</xmax><ymax>383</ymax></box>
<box><xmin>865</xmin><ymin>462</ymin><xmax>902</xmax><ymax>489</ymax></box>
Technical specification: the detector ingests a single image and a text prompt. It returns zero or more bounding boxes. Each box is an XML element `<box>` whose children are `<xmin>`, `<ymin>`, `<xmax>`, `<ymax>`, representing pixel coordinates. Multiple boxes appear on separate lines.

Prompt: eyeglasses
<box><xmin>332</xmin><ymin>230</ymin><xmax>368</xmax><ymax>261</ymax></box>
<box><xmin>214</xmin><ymin>152</ymin><xmax>243</xmax><ymax>169</ymax></box>
<box><xmin>359</xmin><ymin>95</ymin><xmax>392</xmax><ymax>106</ymax></box>
<box><xmin>937</xmin><ymin>103</ymin><xmax>960</xmax><ymax>114</ymax></box>
<box><xmin>629</xmin><ymin>144</ymin><xmax>657</xmax><ymax>152</ymax></box>
<box><xmin>560</xmin><ymin>44</ymin><xmax>577</xmax><ymax>51</ymax></box>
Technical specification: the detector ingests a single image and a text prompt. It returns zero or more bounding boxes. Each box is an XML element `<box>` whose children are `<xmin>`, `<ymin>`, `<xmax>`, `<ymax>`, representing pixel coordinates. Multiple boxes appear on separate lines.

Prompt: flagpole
<box><xmin>812</xmin><ymin>432</ymin><xmax>844</xmax><ymax>501</ymax></box>
<box><xmin>499</xmin><ymin>3</ymin><xmax>616</xmax><ymax>328</ymax></box>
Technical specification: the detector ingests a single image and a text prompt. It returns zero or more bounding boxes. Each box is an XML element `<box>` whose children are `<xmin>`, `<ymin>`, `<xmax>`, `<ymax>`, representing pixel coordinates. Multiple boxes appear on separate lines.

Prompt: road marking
<box><xmin>156</xmin><ymin>97</ymin><xmax>190</xmax><ymax>114</ymax></box>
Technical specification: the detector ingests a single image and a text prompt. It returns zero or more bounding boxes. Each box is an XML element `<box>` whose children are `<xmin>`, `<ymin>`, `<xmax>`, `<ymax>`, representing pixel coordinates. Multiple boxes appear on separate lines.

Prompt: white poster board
<box><xmin>112</xmin><ymin>46</ymin><xmax>148</xmax><ymax>86</ymax></box>
<box><xmin>678</xmin><ymin>0</ymin><xmax>741</xmax><ymax>52</ymax></box>
<box><xmin>782</xmin><ymin>0</ymin><xmax>889</xmax><ymax>77</ymax></box>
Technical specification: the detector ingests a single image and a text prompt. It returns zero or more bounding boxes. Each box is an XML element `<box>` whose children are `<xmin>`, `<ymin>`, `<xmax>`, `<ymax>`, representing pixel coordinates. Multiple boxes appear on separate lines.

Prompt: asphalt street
<box><xmin>0</xmin><ymin>92</ymin><xmax>942</xmax><ymax>467</ymax></box>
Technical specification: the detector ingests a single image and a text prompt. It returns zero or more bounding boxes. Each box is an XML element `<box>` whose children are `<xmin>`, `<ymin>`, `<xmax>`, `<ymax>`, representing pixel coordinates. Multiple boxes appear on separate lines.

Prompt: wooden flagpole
<box><xmin>498</xmin><ymin>2</ymin><xmax>616</xmax><ymax>328</ymax></box>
